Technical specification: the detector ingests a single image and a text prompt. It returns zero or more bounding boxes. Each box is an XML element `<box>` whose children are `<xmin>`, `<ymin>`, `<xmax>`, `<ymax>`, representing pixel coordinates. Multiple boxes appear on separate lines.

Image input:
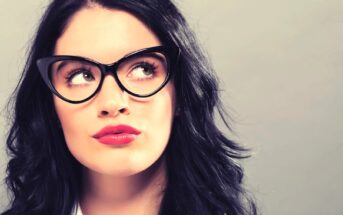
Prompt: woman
<box><xmin>2</xmin><ymin>0</ymin><xmax>257</xmax><ymax>214</ymax></box>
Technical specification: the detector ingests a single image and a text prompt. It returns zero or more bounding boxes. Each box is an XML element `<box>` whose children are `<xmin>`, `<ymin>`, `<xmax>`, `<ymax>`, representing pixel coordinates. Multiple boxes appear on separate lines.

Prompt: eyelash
<box><xmin>130</xmin><ymin>61</ymin><xmax>158</xmax><ymax>79</ymax></box>
<box><xmin>62</xmin><ymin>60</ymin><xmax>159</xmax><ymax>85</ymax></box>
<box><xmin>64</xmin><ymin>68</ymin><xmax>93</xmax><ymax>84</ymax></box>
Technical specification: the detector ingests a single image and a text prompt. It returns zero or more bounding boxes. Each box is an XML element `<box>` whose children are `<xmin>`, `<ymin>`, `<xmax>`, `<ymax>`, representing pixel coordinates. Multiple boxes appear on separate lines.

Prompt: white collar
<box><xmin>74</xmin><ymin>203</ymin><xmax>83</xmax><ymax>215</ymax></box>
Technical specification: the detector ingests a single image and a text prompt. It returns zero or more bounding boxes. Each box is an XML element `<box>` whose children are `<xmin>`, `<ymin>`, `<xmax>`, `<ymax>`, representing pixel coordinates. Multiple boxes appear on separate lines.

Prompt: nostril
<box><xmin>101</xmin><ymin>110</ymin><xmax>109</xmax><ymax>116</ymax></box>
<box><xmin>99</xmin><ymin>107</ymin><xmax>129</xmax><ymax>117</ymax></box>
<box><xmin>119</xmin><ymin>107</ymin><xmax>130</xmax><ymax>115</ymax></box>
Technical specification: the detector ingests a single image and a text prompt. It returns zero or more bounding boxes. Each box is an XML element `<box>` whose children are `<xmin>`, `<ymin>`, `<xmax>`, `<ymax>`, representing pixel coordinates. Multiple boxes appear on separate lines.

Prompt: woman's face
<box><xmin>53</xmin><ymin>6</ymin><xmax>175</xmax><ymax>176</ymax></box>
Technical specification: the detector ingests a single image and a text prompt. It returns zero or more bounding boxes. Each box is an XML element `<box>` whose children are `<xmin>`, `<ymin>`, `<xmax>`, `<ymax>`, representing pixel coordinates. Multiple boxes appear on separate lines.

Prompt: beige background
<box><xmin>1</xmin><ymin>0</ymin><xmax>342</xmax><ymax>214</ymax></box>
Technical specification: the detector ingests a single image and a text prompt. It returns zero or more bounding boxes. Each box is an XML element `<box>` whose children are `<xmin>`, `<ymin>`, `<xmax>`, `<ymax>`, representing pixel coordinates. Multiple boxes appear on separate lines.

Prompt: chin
<box><xmin>84</xmin><ymin>160</ymin><xmax>151</xmax><ymax>177</ymax></box>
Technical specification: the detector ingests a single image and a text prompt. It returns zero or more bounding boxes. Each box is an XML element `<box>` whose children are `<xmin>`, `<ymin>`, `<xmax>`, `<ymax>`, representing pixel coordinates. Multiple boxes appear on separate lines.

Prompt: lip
<box><xmin>92</xmin><ymin>125</ymin><xmax>141</xmax><ymax>145</ymax></box>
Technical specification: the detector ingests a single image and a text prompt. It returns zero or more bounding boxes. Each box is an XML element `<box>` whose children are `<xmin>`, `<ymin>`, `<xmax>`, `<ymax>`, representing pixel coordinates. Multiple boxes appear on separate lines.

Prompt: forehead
<box><xmin>54</xmin><ymin>5</ymin><xmax>161</xmax><ymax>64</ymax></box>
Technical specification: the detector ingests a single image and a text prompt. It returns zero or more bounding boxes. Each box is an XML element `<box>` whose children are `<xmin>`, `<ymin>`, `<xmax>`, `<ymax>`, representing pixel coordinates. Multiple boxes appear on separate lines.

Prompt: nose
<box><xmin>97</xmin><ymin>75</ymin><xmax>130</xmax><ymax>118</ymax></box>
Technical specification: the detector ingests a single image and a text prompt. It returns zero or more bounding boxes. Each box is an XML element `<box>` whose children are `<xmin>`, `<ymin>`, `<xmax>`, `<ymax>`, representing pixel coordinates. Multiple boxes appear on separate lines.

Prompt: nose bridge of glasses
<box><xmin>100</xmin><ymin>62</ymin><xmax>126</xmax><ymax>93</ymax></box>
<box><xmin>102</xmin><ymin>61</ymin><xmax>119</xmax><ymax>76</ymax></box>
<box><xmin>101</xmin><ymin>61</ymin><xmax>122</xmax><ymax>83</ymax></box>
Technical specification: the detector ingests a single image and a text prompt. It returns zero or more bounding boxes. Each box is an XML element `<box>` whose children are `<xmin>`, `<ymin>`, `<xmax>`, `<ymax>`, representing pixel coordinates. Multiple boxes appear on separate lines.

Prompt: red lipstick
<box><xmin>92</xmin><ymin>125</ymin><xmax>141</xmax><ymax>145</ymax></box>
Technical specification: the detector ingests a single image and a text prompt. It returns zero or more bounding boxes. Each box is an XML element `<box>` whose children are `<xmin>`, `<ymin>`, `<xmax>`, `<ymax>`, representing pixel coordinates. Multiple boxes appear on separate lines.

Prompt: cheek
<box><xmin>124</xmin><ymin>86</ymin><xmax>175</xmax><ymax>171</ymax></box>
<box><xmin>135</xmin><ymin>85</ymin><xmax>175</xmax><ymax>135</ymax></box>
<box><xmin>141</xmin><ymin>101</ymin><xmax>173</xmax><ymax>147</ymax></box>
<box><xmin>54</xmin><ymin>97</ymin><xmax>100</xmax><ymax>168</ymax></box>
<box><xmin>53</xmin><ymin>97</ymin><xmax>92</xmax><ymax>145</ymax></box>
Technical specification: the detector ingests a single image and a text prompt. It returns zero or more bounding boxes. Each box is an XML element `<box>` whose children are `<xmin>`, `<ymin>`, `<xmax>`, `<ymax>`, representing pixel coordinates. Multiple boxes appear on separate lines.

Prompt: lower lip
<box><xmin>95</xmin><ymin>133</ymin><xmax>138</xmax><ymax>145</ymax></box>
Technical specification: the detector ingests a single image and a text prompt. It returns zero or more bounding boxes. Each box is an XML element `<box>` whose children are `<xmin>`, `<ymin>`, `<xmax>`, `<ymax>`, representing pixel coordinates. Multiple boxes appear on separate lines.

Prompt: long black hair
<box><xmin>2</xmin><ymin>0</ymin><xmax>257</xmax><ymax>214</ymax></box>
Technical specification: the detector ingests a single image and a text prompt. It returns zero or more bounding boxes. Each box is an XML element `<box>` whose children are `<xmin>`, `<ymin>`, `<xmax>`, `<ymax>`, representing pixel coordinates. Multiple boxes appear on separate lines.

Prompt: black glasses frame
<box><xmin>36</xmin><ymin>46</ymin><xmax>178</xmax><ymax>104</ymax></box>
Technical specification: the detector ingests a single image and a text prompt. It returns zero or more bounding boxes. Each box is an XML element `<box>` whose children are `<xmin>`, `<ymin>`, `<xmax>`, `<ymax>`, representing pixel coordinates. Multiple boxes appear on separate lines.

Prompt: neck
<box><xmin>80</xmin><ymin>156</ymin><xmax>167</xmax><ymax>215</ymax></box>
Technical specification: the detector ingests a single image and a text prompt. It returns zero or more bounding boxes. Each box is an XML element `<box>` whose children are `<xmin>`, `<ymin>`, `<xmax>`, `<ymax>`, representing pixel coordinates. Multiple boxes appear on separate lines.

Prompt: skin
<box><xmin>53</xmin><ymin>5</ymin><xmax>175</xmax><ymax>215</ymax></box>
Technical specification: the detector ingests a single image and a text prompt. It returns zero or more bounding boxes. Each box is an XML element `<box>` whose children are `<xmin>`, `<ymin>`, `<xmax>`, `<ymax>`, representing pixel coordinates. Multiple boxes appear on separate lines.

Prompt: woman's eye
<box><xmin>66</xmin><ymin>70</ymin><xmax>95</xmax><ymax>85</ymax></box>
<box><xmin>128</xmin><ymin>63</ymin><xmax>156</xmax><ymax>80</ymax></box>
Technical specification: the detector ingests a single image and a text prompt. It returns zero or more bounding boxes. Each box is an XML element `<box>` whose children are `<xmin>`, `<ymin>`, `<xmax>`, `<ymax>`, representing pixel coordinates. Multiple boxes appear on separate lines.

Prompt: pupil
<box><xmin>142</xmin><ymin>64</ymin><xmax>153</xmax><ymax>75</ymax></box>
<box><xmin>83</xmin><ymin>73</ymin><xmax>92</xmax><ymax>80</ymax></box>
<box><xmin>144</xmin><ymin>68</ymin><xmax>151</xmax><ymax>74</ymax></box>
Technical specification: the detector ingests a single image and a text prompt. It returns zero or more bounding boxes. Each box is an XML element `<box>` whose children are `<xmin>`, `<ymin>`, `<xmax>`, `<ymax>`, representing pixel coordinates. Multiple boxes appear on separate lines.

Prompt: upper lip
<box><xmin>92</xmin><ymin>124</ymin><xmax>141</xmax><ymax>138</ymax></box>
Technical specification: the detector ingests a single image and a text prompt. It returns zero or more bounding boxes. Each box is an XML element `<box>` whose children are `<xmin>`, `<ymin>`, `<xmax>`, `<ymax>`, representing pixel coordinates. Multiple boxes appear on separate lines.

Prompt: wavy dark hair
<box><xmin>2</xmin><ymin>0</ymin><xmax>257</xmax><ymax>214</ymax></box>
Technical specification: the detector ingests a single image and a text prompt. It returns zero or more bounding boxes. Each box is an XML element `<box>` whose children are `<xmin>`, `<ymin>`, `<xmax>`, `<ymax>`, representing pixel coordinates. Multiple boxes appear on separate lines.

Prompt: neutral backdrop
<box><xmin>1</xmin><ymin>1</ymin><xmax>342</xmax><ymax>214</ymax></box>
